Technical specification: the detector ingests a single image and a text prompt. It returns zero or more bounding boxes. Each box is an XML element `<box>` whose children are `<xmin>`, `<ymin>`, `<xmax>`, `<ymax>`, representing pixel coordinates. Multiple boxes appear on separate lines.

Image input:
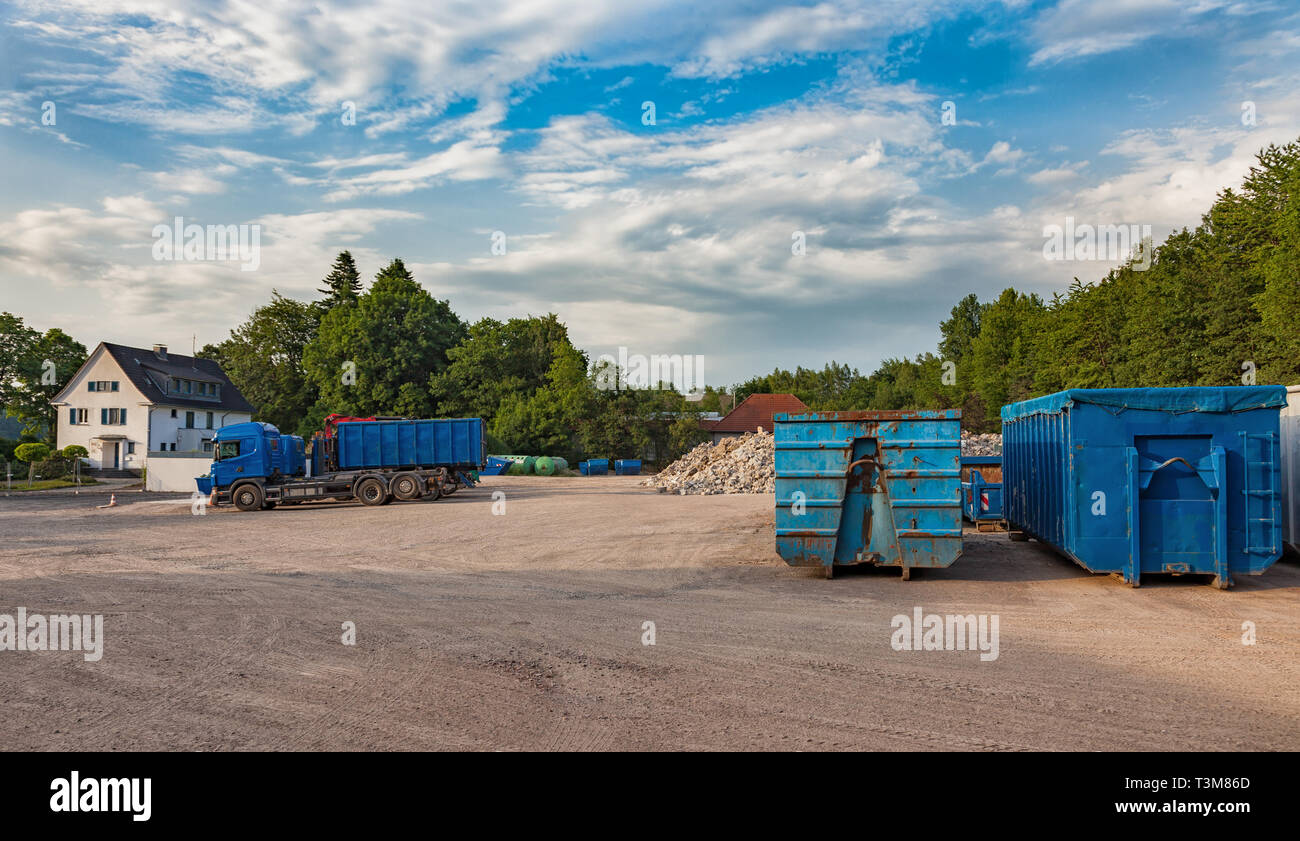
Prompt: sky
<box><xmin>1</xmin><ymin>0</ymin><xmax>1298</xmax><ymax>386</ymax></box>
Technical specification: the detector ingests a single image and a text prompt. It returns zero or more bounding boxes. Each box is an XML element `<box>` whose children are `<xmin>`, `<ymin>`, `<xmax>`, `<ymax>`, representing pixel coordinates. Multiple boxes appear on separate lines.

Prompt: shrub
<box><xmin>14</xmin><ymin>442</ymin><xmax>51</xmax><ymax>487</ymax></box>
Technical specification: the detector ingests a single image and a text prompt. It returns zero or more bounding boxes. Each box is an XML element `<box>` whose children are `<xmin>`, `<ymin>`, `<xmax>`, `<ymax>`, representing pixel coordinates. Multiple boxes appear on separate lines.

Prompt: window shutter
<box><xmin>121</xmin><ymin>409</ymin><xmax>126</xmax><ymax>425</ymax></box>
<box><xmin>112</xmin><ymin>381</ymin><xmax>119</xmax><ymax>392</ymax></box>
<box><xmin>69</xmin><ymin>408</ymin><xmax>76</xmax><ymax>424</ymax></box>
<box><xmin>101</xmin><ymin>408</ymin><xmax>107</xmax><ymax>424</ymax></box>
<box><xmin>88</xmin><ymin>382</ymin><xmax>96</xmax><ymax>392</ymax></box>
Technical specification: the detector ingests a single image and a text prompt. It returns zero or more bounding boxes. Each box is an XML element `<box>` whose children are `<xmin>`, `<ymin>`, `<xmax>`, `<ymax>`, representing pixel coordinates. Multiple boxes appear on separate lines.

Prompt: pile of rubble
<box><xmin>643</xmin><ymin>431</ymin><xmax>775</xmax><ymax>494</ymax></box>
<box><xmin>644</xmin><ymin>428</ymin><xmax>999</xmax><ymax>494</ymax></box>
<box><xmin>961</xmin><ymin>430</ymin><xmax>1002</xmax><ymax>456</ymax></box>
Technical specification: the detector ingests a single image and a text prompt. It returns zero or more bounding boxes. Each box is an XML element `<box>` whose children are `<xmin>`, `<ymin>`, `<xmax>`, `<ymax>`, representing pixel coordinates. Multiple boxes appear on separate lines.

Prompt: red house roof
<box><xmin>706</xmin><ymin>393</ymin><xmax>809</xmax><ymax>434</ymax></box>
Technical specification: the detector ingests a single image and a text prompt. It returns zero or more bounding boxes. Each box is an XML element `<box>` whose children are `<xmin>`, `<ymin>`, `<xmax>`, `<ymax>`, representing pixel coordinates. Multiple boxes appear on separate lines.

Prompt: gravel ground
<box><xmin>0</xmin><ymin>475</ymin><xmax>1297</xmax><ymax>751</ymax></box>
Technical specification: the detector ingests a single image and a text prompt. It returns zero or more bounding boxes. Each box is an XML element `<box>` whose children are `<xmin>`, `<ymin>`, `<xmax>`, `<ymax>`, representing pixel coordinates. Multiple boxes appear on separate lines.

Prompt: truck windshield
<box><xmin>215</xmin><ymin>441</ymin><xmax>240</xmax><ymax>461</ymax></box>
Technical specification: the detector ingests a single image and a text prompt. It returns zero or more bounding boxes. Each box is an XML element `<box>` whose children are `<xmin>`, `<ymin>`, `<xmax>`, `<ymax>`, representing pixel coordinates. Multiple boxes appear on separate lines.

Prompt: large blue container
<box><xmin>774</xmin><ymin>410</ymin><xmax>962</xmax><ymax>579</ymax></box>
<box><xmin>614</xmin><ymin>459</ymin><xmax>641</xmax><ymax>475</ymax></box>
<box><xmin>1002</xmin><ymin>387</ymin><xmax>1287</xmax><ymax>588</ymax></box>
<box><xmin>586</xmin><ymin>458</ymin><xmax>609</xmax><ymax>475</ymax></box>
<box><xmin>335</xmin><ymin>418</ymin><xmax>485</xmax><ymax>471</ymax></box>
<box><xmin>960</xmin><ymin>456</ymin><xmax>1003</xmax><ymax>525</ymax></box>
<box><xmin>481</xmin><ymin>456</ymin><xmax>512</xmax><ymax>476</ymax></box>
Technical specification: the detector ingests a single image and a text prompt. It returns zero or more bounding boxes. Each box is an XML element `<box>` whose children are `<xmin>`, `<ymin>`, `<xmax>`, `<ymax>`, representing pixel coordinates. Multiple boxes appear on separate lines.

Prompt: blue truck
<box><xmin>196</xmin><ymin>417</ymin><xmax>485</xmax><ymax>511</ymax></box>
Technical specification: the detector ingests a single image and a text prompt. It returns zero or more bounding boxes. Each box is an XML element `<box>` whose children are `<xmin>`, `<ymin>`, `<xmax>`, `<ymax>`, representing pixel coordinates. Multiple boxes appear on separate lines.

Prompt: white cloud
<box><xmin>1026</xmin><ymin>161</ymin><xmax>1089</xmax><ymax>184</ymax></box>
<box><xmin>1027</xmin><ymin>0</ymin><xmax>1227</xmax><ymax>65</ymax></box>
<box><xmin>0</xmin><ymin>196</ymin><xmax>422</xmax><ymax>344</ymax></box>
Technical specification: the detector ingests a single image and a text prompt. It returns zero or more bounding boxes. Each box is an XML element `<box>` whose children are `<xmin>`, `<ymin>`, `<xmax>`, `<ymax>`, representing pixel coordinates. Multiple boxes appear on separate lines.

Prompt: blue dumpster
<box><xmin>1002</xmin><ymin>387</ymin><xmax>1287</xmax><ymax>588</ymax></box>
<box><xmin>961</xmin><ymin>456</ymin><xmax>1003</xmax><ymax>528</ymax></box>
<box><xmin>481</xmin><ymin>456</ymin><xmax>512</xmax><ymax>476</ymax></box>
<box><xmin>774</xmin><ymin>410</ymin><xmax>962</xmax><ymax>579</ymax></box>
<box><xmin>614</xmin><ymin>459</ymin><xmax>641</xmax><ymax>475</ymax></box>
<box><xmin>586</xmin><ymin>458</ymin><xmax>609</xmax><ymax>475</ymax></box>
<box><xmin>578</xmin><ymin>461</ymin><xmax>589</xmax><ymax>475</ymax></box>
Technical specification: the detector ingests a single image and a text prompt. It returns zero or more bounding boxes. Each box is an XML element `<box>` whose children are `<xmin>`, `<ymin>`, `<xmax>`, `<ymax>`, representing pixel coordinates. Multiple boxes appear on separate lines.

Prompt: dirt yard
<box><xmin>1</xmin><ymin>475</ymin><xmax>1296</xmax><ymax>751</ymax></box>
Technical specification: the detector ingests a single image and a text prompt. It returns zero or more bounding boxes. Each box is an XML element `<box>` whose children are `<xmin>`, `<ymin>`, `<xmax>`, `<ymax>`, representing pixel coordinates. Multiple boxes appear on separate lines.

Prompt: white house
<box><xmin>51</xmin><ymin>342</ymin><xmax>254</xmax><ymax>484</ymax></box>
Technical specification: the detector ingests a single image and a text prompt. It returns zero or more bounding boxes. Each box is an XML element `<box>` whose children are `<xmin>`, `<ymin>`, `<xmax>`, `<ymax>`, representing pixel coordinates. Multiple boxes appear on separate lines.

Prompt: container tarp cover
<box><xmin>1002</xmin><ymin>386</ymin><xmax>1287</xmax><ymax>421</ymax></box>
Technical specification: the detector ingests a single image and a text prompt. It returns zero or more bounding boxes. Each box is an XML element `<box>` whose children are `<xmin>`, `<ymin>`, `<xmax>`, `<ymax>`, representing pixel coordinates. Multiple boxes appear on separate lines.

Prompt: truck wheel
<box><xmin>233</xmin><ymin>483</ymin><xmax>264</xmax><ymax>512</ymax></box>
<box><xmin>356</xmin><ymin>477</ymin><xmax>387</xmax><ymax>506</ymax></box>
<box><xmin>391</xmin><ymin>473</ymin><xmax>422</xmax><ymax>501</ymax></box>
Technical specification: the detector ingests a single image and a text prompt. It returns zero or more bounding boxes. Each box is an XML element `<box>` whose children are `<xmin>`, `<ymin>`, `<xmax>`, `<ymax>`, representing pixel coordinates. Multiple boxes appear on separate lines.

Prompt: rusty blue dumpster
<box><xmin>1002</xmin><ymin>387</ymin><xmax>1287</xmax><ymax>588</ymax></box>
<box><xmin>961</xmin><ymin>457</ymin><xmax>1004</xmax><ymax>529</ymax></box>
<box><xmin>774</xmin><ymin>410</ymin><xmax>963</xmax><ymax>579</ymax></box>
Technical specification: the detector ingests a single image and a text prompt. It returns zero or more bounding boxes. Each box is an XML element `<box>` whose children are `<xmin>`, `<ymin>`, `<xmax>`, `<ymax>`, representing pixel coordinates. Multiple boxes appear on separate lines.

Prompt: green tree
<box><xmin>304</xmin><ymin>258</ymin><xmax>467</xmax><ymax>419</ymax></box>
<box><xmin>938</xmin><ymin>293</ymin><xmax>985</xmax><ymax>365</ymax></box>
<box><xmin>0</xmin><ymin>312</ymin><xmax>38</xmax><ymax>414</ymax></box>
<box><xmin>490</xmin><ymin>342</ymin><xmax>591</xmax><ymax>458</ymax></box>
<box><xmin>431</xmin><ymin>314</ymin><xmax>578</xmax><ymax>423</ymax></box>
<box><xmin>201</xmin><ymin>291</ymin><xmax>320</xmax><ymax>435</ymax></box>
<box><xmin>14</xmin><ymin>442</ymin><xmax>50</xmax><ymax>486</ymax></box>
<box><xmin>13</xmin><ymin>328</ymin><xmax>88</xmax><ymax>438</ymax></box>
<box><xmin>318</xmin><ymin>250</ymin><xmax>363</xmax><ymax>308</ymax></box>
<box><xmin>966</xmin><ymin>288</ymin><xmax>1046</xmax><ymax>425</ymax></box>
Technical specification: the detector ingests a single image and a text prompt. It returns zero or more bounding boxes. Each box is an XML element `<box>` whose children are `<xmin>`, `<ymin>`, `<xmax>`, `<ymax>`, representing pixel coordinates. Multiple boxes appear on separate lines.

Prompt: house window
<box><xmin>100</xmin><ymin>408</ymin><xmax>126</xmax><ymax>425</ymax></box>
<box><xmin>206</xmin><ymin>412</ymin><xmax>214</xmax><ymax>429</ymax></box>
<box><xmin>203</xmin><ymin>441</ymin><xmax>213</xmax><ymax>453</ymax></box>
<box><xmin>171</xmin><ymin>409</ymin><xmax>177</xmax><ymax>418</ymax></box>
<box><xmin>185</xmin><ymin>411</ymin><xmax>195</xmax><ymax>428</ymax></box>
<box><xmin>87</xmin><ymin>380</ymin><xmax>117</xmax><ymax>392</ymax></box>
<box><xmin>69</xmin><ymin>408</ymin><xmax>88</xmax><ymax>425</ymax></box>
<box><xmin>126</xmin><ymin>442</ymin><xmax>135</xmax><ymax>455</ymax></box>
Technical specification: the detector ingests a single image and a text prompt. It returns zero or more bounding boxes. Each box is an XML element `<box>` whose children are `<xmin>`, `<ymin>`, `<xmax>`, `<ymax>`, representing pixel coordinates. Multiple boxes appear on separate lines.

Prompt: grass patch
<box><xmin>3</xmin><ymin>478</ymin><xmax>102</xmax><ymax>492</ymax></box>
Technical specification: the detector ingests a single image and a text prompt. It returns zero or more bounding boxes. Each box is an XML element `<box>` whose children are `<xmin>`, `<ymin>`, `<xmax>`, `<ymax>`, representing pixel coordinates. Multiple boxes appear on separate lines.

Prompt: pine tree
<box><xmin>318</xmin><ymin>251</ymin><xmax>363</xmax><ymax>306</ymax></box>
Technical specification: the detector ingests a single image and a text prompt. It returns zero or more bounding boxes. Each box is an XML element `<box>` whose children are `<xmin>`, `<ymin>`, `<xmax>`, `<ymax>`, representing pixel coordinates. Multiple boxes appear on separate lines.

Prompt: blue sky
<box><xmin>1</xmin><ymin>0</ymin><xmax>1298</xmax><ymax>385</ymax></box>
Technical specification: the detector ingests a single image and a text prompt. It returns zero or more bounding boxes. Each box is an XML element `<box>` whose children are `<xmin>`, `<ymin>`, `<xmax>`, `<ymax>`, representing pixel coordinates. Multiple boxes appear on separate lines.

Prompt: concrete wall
<box><xmin>145</xmin><ymin>452</ymin><xmax>212</xmax><ymax>493</ymax></box>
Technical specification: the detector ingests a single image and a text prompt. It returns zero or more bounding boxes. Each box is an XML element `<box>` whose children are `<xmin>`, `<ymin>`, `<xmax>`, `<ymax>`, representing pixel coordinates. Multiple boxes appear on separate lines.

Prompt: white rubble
<box><xmin>961</xmin><ymin>430</ymin><xmax>1002</xmax><ymax>456</ymax></box>
<box><xmin>643</xmin><ymin>431</ymin><xmax>775</xmax><ymax>495</ymax></box>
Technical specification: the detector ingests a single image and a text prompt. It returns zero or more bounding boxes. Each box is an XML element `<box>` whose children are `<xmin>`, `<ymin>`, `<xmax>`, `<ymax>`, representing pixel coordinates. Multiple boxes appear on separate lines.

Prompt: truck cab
<box><xmin>203</xmin><ymin>422</ymin><xmax>305</xmax><ymax>495</ymax></box>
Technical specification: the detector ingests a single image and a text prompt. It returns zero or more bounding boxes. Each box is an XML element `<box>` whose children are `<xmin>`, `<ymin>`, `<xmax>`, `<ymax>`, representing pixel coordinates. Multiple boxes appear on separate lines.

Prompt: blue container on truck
<box><xmin>1002</xmin><ymin>387</ymin><xmax>1287</xmax><ymax>588</ymax></box>
<box><xmin>960</xmin><ymin>455</ymin><xmax>1003</xmax><ymax>527</ymax></box>
<box><xmin>203</xmin><ymin>417</ymin><xmax>485</xmax><ymax>511</ymax></box>
<box><xmin>774</xmin><ymin>410</ymin><xmax>962</xmax><ymax>579</ymax></box>
<box><xmin>333</xmin><ymin>417</ymin><xmax>482</xmax><ymax>471</ymax></box>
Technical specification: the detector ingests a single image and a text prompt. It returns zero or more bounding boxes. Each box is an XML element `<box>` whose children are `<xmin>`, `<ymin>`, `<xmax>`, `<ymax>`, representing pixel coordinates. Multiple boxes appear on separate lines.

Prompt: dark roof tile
<box><xmin>101</xmin><ymin>343</ymin><xmax>255</xmax><ymax>414</ymax></box>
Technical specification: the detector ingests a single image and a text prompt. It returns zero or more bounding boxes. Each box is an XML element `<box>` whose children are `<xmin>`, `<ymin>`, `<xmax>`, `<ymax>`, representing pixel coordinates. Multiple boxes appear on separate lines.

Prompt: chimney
<box><xmin>153</xmin><ymin>344</ymin><xmax>167</xmax><ymax>361</ymax></box>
